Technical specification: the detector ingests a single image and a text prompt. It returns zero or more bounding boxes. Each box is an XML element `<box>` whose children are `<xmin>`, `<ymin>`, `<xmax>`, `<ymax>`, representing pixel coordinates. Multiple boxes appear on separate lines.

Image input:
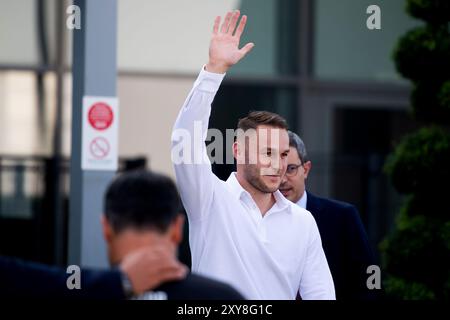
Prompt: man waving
<box><xmin>171</xmin><ymin>11</ymin><xmax>335</xmax><ymax>300</ymax></box>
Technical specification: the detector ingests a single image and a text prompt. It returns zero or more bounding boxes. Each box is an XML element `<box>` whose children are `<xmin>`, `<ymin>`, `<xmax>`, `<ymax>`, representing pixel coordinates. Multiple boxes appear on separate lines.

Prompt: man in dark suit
<box><xmin>101</xmin><ymin>170</ymin><xmax>244</xmax><ymax>300</ymax></box>
<box><xmin>0</xmin><ymin>246</ymin><xmax>187</xmax><ymax>299</ymax></box>
<box><xmin>279</xmin><ymin>131</ymin><xmax>378</xmax><ymax>300</ymax></box>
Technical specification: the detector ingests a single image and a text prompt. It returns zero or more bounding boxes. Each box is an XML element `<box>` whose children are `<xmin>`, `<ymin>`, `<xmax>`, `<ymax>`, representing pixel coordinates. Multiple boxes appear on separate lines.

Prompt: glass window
<box><xmin>0</xmin><ymin>0</ymin><xmax>39</xmax><ymax>65</ymax></box>
<box><xmin>228</xmin><ymin>0</ymin><xmax>299</xmax><ymax>76</ymax></box>
<box><xmin>314</xmin><ymin>0</ymin><xmax>421</xmax><ymax>82</ymax></box>
<box><xmin>0</xmin><ymin>71</ymin><xmax>57</xmax><ymax>156</ymax></box>
<box><xmin>117</xmin><ymin>0</ymin><xmax>298</xmax><ymax>76</ymax></box>
<box><xmin>0</xmin><ymin>0</ymin><xmax>58</xmax><ymax>67</ymax></box>
<box><xmin>118</xmin><ymin>0</ymin><xmax>239</xmax><ymax>74</ymax></box>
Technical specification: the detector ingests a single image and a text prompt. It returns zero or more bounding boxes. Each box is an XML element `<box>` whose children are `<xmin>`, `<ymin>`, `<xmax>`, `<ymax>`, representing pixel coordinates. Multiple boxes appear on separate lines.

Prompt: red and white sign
<box><xmin>88</xmin><ymin>102</ymin><xmax>114</xmax><ymax>130</ymax></box>
<box><xmin>82</xmin><ymin>96</ymin><xmax>118</xmax><ymax>171</ymax></box>
<box><xmin>89</xmin><ymin>137</ymin><xmax>110</xmax><ymax>159</ymax></box>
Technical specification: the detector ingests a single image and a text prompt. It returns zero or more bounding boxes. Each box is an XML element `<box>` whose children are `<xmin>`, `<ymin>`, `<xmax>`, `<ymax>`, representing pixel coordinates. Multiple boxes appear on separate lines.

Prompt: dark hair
<box><xmin>288</xmin><ymin>131</ymin><xmax>308</xmax><ymax>163</ymax></box>
<box><xmin>237</xmin><ymin>111</ymin><xmax>288</xmax><ymax>131</ymax></box>
<box><xmin>104</xmin><ymin>170</ymin><xmax>182</xmax><ymax>234</ymax></box>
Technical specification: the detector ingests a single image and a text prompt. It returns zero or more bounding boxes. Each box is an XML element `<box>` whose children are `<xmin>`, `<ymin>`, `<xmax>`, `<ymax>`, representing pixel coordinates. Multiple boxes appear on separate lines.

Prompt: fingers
<box><xmin>234</xmin><ymin>15</ymin><xmax>247</xmax><ymax>39</ymax></box>
<box><xmin>132</xmin><ymin>265</ymin><xmax>186</xmax><ymax>295</ymax></box>
<box><xmin>218</xmin><ymin>11</ymin><xmax>247</xmax><ymax>36</ymax></box>
<box><xmin>240</xmin><ymin>42</ymin><xmax>255</xmax><ymax>56</ymax></box>
<box><xmin>220</xmin><ymin>11</ymin><xmax>233</xmax><ymax>33</ymax></box>
<box><xmin>120</xmin><ymin>246</ymin><xmax>187</xmax><ymax>294</ymax></box>
<box><xmin>227</xmin><ymin>10</ymin><xmax>240</xmax><ymax>35</ymax></box>
<box><xmin>213</xmin><ymin>16</ymin><xmax>220</xmax><ymax>34</ymax></box>
<box><xmin>140</xmin><ymin>262</ymin><xmax>186</xmax><ymax>293</ymax></box>
<box><xmin>155</xmin><ymin>264</ymin><xmax>188</xmax><ymax>285</ymax></box>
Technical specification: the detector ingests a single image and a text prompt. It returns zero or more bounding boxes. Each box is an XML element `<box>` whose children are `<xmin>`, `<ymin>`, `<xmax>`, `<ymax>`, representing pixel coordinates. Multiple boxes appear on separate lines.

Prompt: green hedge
<box><xmin>383</xmin><ymin>276</ymin><xmax>435</xmax><ymax>300</ymax></box>
<box><xmin>402</xmin><ymin>193</ymin><xmax>448</xmax><ymax>219</ymax></box>
<box><xmin>393</xmin><ymin>26</ymin><xmax>450</xmax><ymax>81</ymax></box>
<box><xmin>384</xmin><ymin>126</ymin><xmax>450</xmax><ymax>194</ymax></box>
<box><xmin>438</xmin><ymin>81</ymin><xmax>450</xmax><ymax>110</ymax></box>
<box><xmin>380</xmin><ymin>212</ymin><xmax>449</xmax><ymax>299</ymax></box>
<box><xmin>383</xmin><ymin>0</ymin><xmax>450</xmax><ymax>301</ymax></box>
<box><xmin>411</xmin><ymin>81</ymin><xmax>450</xmax><ymax>123</ymax></box>
<box><xmin>406</xmin><ymin>0</ymin><xmax>450</xmax><ymax>23</ymax></box>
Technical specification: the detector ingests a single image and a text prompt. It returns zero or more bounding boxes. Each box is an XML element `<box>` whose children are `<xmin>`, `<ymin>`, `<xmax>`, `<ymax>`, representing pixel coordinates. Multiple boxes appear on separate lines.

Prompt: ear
<box><xmin>303</xmin><ymin>161</ymin><xmax>312</xmax><ymax>180</ymax></box>
<box><xmin>233</xmin><ymin>141</ymin><xmax>239</xmax><ymax>160</ymax></box>
<box><xmin>169</xmin><ymin>214</ymin><xmax>185</xmax><ymax>245</ymax></box>
<box><xmin>234</xmin><ymin>140</ymin><xmax>248</xmax><ymax>165</ymax></box>
<box><xmin>101</xmin><ymin>215</ymin><xmax>114</xmax><ymax>244</ymax></box>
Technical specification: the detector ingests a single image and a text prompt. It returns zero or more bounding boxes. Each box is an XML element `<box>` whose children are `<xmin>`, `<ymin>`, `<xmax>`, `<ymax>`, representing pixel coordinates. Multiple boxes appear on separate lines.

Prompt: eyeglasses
<box><xmin>285</xmin><ymin>163</ymin><xmax>303</xmax><ymax>177</ymax></box>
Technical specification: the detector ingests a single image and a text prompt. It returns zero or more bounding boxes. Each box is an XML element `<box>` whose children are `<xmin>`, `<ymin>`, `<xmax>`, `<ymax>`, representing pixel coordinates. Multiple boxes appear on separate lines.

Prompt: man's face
<box><xmin>237</xmin><ymin>125</ymin><xmax>290</xmax><ymax>193</ymax></box>
<box><xmin>279</xmin><ymin>147</ymin><xmax>311</xmax><ymax>203</ymax></box>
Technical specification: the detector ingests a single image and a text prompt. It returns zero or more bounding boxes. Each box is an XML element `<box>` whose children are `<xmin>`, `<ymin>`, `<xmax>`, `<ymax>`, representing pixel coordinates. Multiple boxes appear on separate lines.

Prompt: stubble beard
<box><xmin>244</xmin><ymin>164</ymin><xmax>280</xmax><ymax>194</ymax></box>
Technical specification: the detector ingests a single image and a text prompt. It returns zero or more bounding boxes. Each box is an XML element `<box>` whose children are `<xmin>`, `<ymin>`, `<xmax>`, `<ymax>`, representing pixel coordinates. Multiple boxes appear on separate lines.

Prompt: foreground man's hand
<box><xmin>206</xmin><ymin>10</ymin><xmax>255</xmax><ymax>74</ymax></box>
<box><xmin>119</xmin><ymin>245</ymin><xmax>187</xmax><ymax>295</ymax></box>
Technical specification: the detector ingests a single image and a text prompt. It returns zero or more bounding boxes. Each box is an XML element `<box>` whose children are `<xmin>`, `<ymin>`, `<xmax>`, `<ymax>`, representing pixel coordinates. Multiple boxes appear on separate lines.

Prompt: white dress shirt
<box><xmin>171</xmin><ymin>67</ymin><xmax>335</xmax><ymax>300</ymax></box>
<box><xmin>296</xmin><ymin>191</ymin><xmax>307</xmax><ymax>209</ymax></box>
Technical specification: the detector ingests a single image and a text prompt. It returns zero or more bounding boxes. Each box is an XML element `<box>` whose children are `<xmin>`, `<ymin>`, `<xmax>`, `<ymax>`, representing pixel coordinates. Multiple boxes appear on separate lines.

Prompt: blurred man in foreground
<box><xmin>102</xmin><ymin>170</ymin><xmax>244</xmax><ymax>300</ymax></box>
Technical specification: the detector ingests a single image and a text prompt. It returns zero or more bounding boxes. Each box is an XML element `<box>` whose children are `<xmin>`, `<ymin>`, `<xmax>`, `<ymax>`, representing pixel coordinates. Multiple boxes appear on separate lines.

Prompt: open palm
<box><xmin>207</xmin><ymin>11</ymin><xmax>255</xmax><ymax>73</ymax></box>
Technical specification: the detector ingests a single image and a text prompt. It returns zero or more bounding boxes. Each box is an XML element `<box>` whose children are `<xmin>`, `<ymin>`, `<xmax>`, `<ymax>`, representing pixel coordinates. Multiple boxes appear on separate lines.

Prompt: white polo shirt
<box><xmin>171</xmin><ymin>67</ymin><xmax>335</xmax><ymax>300</ymax></box>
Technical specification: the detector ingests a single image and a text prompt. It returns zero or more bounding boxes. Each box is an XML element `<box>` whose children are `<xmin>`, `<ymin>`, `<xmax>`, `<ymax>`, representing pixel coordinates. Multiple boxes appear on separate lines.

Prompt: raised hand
<box><xmin>206</xmin><ymin>10</ymin><xmax>255</xmax><ymax>74</ymax></box>
<box><xmin>120</xmin><ymin>245</ymin><xmax>187</xmax><ymax>295</ymax></box>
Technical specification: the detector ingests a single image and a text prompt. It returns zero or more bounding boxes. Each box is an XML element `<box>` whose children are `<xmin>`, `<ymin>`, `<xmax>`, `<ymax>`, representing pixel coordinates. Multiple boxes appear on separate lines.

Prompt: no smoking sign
<box><xmin>82</xmin><ymin>96</ymin><xmax>119</xmax><ymax>171</ymax></box>
<box><xmin>89</xmin><ymin>137</ymin><xmax>110</xmax><ymax>159</ymax></box>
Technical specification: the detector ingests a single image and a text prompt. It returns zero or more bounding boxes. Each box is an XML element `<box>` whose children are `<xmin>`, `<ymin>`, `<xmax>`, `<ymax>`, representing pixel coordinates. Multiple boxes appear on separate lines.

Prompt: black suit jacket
<box><xmin>305</xmin><ymin>192</ymin><xmax>378</xmax><ymax>300</ymax></box>
<box><xmin>0</xmin><ymin>256</ymin><xmax>125</xmax><ymax>299</ymax></box>
<box><xmin>143</xmin><ymin>273</ymin><xmax>244</xmax><ymax>300</ymax></box>
<box><xmin>0</xmin><ymin>256</ymin><xmax>244</xmax><ymax>300</ymax></box>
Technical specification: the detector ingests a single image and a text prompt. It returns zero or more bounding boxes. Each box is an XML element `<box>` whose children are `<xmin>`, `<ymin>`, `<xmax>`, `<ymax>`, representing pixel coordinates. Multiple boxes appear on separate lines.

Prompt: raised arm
<box><xmin>171</xmin><ymin>11</ymin><xmax>254</xmax><ymax>221</ymax></box>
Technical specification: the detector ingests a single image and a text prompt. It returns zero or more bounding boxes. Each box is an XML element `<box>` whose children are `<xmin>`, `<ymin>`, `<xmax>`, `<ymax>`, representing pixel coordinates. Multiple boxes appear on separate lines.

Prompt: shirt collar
<box><xmin>226</xmin><ymin>172</ymin><xmax>292</xmax><ymax>214</ymax></box>
<box><xmin>226</xmin><ymin>172</ymin><xmax>247</xmax><ymax>200</ymax></box>
<box><xmin>296</xmin><ymin>191</ymin><xmax>307</xmax><ymax>209</ymax></box>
